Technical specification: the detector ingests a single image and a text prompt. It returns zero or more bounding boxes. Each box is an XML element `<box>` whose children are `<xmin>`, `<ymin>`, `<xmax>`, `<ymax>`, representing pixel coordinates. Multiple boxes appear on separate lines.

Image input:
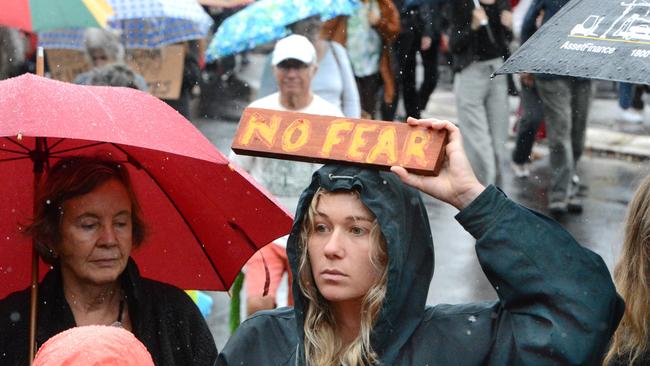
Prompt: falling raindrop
<box><xmin>46</xmin><ymin>199</ymin><xmax>51</xmax><ymax>205</ymax></box>
<box><xmin>9</xmin><ymin>312</ymin><xmax>20</xmax><ymax>322</ymax></box>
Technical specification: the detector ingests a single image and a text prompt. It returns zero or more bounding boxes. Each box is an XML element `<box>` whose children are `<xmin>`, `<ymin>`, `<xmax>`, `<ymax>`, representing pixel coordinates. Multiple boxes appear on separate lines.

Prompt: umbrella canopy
<box><xmin>404</xmin><ymin>0</ymin><xmax>449</xmax><ymax>7</ymax></box>
<box><xmin>199</xmin><ymin>0</ymin><xmax>254</xmax><ymax>7</ymax></box>
<box><xmin>0</xmin><ymin>0</ymin><xmax>113</xmax><ymax>33</ymax></box>
<box><xmin>496</xmin><ymin>0</ymin><xmax>650</xmax><ymax>85</ymax></box>
<box><xmin>0</xmin><ymin>74</ymin><xmax>293</xmax><ymax>299</ymax></box>
<box><xmin>39</xmin><ymin>0</ymin><xmax>214</xmax><ymax>49</ymax></box>
<box><xmin>205</xmin><ymin>0</ymin><xmax>360</xmax><ymax>61</ymax></box>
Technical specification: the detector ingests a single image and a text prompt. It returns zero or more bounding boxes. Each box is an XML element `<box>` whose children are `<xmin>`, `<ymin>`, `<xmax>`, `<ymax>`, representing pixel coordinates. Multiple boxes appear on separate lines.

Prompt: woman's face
<box><xmin>308</xmin><ymin>192</ymin><xmax>381</xmax><ymax>305</ymax></box>
<box><xmin>57</xmin><ymin>179</ymin><xmax>133</xmax><ymax>286</ymax></box>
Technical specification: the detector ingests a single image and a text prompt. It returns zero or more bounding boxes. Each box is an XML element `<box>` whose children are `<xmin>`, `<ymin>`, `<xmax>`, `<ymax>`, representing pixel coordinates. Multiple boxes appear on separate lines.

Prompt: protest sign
<box><xmin>126</xmin><ymin>45</ymin><xmax>184</xmax><ymax>99</ymax></box>
<box><xmin>45</xmin><ymin>49</ymin><xmax>91</xmax><ymax>83</ymax></box>
<box><xmin>232</xmin><ymin>108</ymin><xmax>448</xmax><ymax>176</ymax></box>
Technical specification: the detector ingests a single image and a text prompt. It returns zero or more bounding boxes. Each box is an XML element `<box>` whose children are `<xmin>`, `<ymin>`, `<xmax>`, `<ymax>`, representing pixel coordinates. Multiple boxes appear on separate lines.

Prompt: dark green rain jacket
<box><xmin>217</xmin><ymin>165</ymin><xmax>624</xmax><ymax>365</ymax></box>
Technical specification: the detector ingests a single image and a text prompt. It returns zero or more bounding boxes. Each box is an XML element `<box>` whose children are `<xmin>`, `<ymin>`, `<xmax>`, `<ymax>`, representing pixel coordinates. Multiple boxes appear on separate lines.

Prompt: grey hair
<box><xmin>84</xmin><ymin>28</ymin><xmax>124</xmax><ymax>63</ymax></box>
<box><xmin>0</xmin><ymin>26</ymin><xmax>26</xmax><ymax>78</ymax></box>
<box><xmin>89</xmin><ymin>63</ymin><xmax>147</xmax><ymax>90</ymax></box>
<box><xmin>289</xmin><ymin>16</ymin><xmax>323</xmax><ymax>44</ymax></box>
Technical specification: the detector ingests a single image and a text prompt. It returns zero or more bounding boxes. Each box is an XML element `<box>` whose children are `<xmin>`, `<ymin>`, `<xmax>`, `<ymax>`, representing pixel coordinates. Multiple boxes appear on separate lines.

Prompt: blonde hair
<box><xmin>604</xmin><ymin>175</ymin><xmax>650</xmax><ymax>365</ymax></box>
<box><xmin>298</xmin><ymin>189</ymin><xmax>388</xmax><ymax>366</ymax></box>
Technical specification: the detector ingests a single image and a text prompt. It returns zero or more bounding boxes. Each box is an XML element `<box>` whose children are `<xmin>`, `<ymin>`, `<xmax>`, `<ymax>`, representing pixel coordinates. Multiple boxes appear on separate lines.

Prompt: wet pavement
<box><xmin>192</xmin><ymin>54</ymin><xmax>650</xmax><ymax>350</ymax></box>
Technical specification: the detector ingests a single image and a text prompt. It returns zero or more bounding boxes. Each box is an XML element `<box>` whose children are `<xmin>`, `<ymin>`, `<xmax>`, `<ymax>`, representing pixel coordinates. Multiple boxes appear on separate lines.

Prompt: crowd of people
<box><xmin>1</xmin><ymin>0</ymin><xmax>650</xmax><ymax>365</ymax></box>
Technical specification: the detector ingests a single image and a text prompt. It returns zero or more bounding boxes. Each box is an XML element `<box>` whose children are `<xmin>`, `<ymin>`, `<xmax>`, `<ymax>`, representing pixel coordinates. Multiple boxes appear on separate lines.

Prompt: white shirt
<box><xmin>230</xmin><ymin>93</ymin><xmax>343</xmax><ymax>210</ymax></box>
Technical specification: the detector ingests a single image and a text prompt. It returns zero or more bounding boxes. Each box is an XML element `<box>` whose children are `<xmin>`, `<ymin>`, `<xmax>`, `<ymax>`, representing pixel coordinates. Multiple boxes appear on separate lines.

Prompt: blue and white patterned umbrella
<box><xmin>39</xmin><ymin>0</ymin><xmax>213</xmax><ymax>49</ymax></box>
<box><xmin>205</xmin><ymin>0</ymin><xmax>359</xmax><ymax>62</ymax></box>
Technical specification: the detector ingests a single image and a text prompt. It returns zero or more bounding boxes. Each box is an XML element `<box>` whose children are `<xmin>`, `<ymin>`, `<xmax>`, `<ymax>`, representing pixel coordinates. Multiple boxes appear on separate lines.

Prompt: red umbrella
<box><xmin>0</xmin><ymin>73</ymin><xmax>293</xmax><ymax>299</ymax></box>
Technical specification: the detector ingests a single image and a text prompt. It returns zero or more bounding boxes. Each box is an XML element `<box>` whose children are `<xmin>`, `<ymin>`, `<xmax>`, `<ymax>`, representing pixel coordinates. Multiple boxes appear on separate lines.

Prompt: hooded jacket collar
<box><xmin>287</xmin><ymin>165</ymin><xmax>435</xmax><ymax>365</ymax></box>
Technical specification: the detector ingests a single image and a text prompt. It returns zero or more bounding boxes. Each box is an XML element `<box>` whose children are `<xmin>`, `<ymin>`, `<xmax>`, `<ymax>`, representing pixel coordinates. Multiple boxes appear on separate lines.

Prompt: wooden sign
<box><xmin>45</xmin><ymin>49</ymin><xmax>91</xmax><ymax>83</ymax></box>
<box><xmin>232</xmin><ymin>108</ymin><xmax>448</xmax><ymax>176</ymax></box>
<box><xmin>126</xmin><ymin>45</ymin><xmax>185</xmax><ymax>100</ymax></box>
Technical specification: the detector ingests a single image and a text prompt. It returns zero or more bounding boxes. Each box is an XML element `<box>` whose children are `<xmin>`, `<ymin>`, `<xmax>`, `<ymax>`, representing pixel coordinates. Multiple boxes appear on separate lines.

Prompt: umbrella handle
<box><xmin>29</xmin><ymin>156</ymin><xmax>44</xmax><ymax>365</ymax></box>
<box><xmin>36</xmin><ymin>47</ymin><xmax>44</xmax><ymax>77</ymax></box>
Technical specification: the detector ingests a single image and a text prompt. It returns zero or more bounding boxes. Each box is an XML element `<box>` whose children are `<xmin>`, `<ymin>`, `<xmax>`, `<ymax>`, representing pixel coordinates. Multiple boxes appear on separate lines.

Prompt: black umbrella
<box><xmin>496</xmin><ymin>0</ymin><xmax>650</xmax><ymax>85</ymax></box>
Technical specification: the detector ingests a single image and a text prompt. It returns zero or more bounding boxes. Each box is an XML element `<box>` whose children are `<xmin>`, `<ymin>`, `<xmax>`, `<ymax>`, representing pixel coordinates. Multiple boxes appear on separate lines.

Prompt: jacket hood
<box><xmin>286</xmin><ymin>165</ymin><xmax>434</xmax><ymax>364</ymax></box>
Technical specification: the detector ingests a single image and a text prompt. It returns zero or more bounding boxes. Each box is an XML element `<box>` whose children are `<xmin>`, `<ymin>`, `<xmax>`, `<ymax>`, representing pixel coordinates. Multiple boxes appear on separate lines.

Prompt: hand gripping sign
<box><xmin>231</xmin><ymin>108</ymin><xmax>448</xmax><ymax>176</ymax></box>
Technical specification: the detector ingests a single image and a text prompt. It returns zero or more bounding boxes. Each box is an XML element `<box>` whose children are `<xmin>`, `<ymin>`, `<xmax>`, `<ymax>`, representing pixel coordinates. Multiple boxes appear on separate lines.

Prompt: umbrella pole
<box><xmin>27</xmin><ymin>94</ymin><xmax>45</xmax><ymax>363</ymax></box>
<box><xmin>28</xmin><ymin>242</ymin><xmax>39</xmax><ymax>365</ymax></box>
<box><xmin>36</xmin><ymin>47</ymin><xmax>44</xmax><ymax>77</ymax></box>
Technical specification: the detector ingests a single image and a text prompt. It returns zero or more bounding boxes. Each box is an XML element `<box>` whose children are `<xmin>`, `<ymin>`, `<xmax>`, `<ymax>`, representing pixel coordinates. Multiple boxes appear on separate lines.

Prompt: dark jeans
<box><xmin>389</xmin><ymin>28</ymin><xmax>440</xmax><ymax>119</ymax></box>
<box><xmin>512</xmin><ymin>84</ymin><xmax>544</xmax><ymax>164</ymax></box>
<box><xmin>356</xmin><ymin>73</ymin><xmax>382</xmax><ymax>118</ymax></box>
<box><xmin>619</xmin><ymin>83</ymin><xmax>649</xmax><ymax>110</ymax></box>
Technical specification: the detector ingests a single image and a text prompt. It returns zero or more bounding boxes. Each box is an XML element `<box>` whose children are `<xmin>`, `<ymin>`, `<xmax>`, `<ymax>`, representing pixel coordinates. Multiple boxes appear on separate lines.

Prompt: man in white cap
<box><xmin>248</xmin><ymin>34</ymin><xmax>344</xmax><ymax>115</ymax></box>
<box><xmin>230</xmin><ymin>35</ymin><xmax>343</xmax><ymax>317</ymax></box>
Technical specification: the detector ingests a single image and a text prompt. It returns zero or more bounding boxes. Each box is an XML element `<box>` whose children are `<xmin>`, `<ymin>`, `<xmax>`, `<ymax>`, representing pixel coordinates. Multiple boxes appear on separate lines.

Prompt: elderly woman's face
<box><xmin>57</xmin><ymin>179</ymin><xmax>133</xmax><ymax>286</ymax></box>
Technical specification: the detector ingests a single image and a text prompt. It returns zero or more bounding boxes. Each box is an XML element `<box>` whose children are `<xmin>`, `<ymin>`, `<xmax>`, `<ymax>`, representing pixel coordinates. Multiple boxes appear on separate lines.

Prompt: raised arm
<box><xmin>393</xmin><ymin>118</ymin><xmax>625</xmax><ymax>364</ymax></box>
<box><xmin>457</xmin><ymin>186</ymin><xmax>624</xmax><ymax>364</ymax></box>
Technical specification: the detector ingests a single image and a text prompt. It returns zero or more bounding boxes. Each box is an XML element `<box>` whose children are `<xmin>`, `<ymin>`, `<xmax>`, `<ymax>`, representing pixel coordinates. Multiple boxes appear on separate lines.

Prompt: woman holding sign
<box><xmin>217</xmin><ymin>119</ymin><xmax>623</xmax><ymax>365</ymax></box>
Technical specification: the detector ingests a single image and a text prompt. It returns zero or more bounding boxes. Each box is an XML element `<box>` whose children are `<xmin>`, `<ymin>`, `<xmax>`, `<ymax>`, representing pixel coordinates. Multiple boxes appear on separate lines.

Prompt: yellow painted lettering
<box><xmin>402</xmin><ymin>129</ymin><xmax>431</xmax><ymax>167</ymax></box>
<box><xmin>239</xmin><ymin>113</ymin><xmax>281</xmax><ymax>148</ymax></box>
<box><xmin>281</xmin><ymin>119</ymin><xmax>311</xmax><ymax>152</ymax></box>
<box><xmin>367</xmin><ymin>126</ymin><xmax>398</xmax><ymax>164</ymax></box>
<box><xmin>321</xmin><ymin>119</ymin><xmax>354</xmax><ymax>157</ymax></box>
<box><xmin>346</xmin><ymin>124</ymin><xmax>378</xmax><ymax>160</ymax></box>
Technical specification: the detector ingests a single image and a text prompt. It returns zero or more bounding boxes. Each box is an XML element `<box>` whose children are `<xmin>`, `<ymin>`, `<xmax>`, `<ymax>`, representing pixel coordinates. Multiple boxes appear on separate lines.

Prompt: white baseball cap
<box><xmin>271</xmin><ymin>35</ymin><xmax>316</xmax><ymax>66</ymax></box>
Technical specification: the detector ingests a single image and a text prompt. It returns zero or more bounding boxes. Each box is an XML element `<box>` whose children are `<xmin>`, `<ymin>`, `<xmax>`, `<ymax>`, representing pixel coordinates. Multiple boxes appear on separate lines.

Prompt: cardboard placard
<box><xmin>126</xmin><ymin>45</ymin><xmax>185</xmax><ymax>100</ymax></box>
<box><xmin>232</xmin><ymin>108</ymin><xmax>448</xmax><ymax>176</ymax></box>
<box><xmin>45</xmin><ymin>49</ymin><xmax>91</xmax><ymax>83</ymax></box>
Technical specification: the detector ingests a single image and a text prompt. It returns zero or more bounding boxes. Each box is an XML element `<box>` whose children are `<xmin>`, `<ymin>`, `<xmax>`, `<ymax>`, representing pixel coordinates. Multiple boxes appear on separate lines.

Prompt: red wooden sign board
<box><xmin>231</xmin><ymin>108</ymin><xmax>448</xmax><ymax>176</ymax></box>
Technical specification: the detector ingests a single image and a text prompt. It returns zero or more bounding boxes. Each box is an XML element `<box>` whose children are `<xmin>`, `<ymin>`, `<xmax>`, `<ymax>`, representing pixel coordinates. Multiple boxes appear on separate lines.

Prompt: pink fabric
<box><xmin>33</xmin><ymin>325</ymin><xmax>154</xmax><ymax>366</ymax></box>
<box><xmin>245</xmin><ymin>242</ymin><xmax>293</xmax><ymax>306</ymax></box>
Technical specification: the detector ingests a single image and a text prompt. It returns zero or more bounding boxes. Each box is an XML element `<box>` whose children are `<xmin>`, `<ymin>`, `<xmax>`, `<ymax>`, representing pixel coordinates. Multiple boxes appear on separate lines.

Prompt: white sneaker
<box><xmin>511</xmin><ymin>162</ymin><xmax>530</xmax><ymax>178</ymax></box>
<box><xmin>619</xmin><ymin>109</ymin><xmax>643</xmax><ymax>124</ymax></box>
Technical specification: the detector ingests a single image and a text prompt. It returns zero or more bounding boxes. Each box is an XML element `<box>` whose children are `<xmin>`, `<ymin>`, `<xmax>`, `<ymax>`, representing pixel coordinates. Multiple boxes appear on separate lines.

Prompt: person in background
<box><xmin>321</xmin><ymin>0</ymin><xmax>400</xmax><ymax>119</ymax></box>
<box><xmin>229</xmin><ymin>35</ymin><xmax>343</xmax><ymax>317</ymax></box>
<box><xmin>32</xmin><ymin>325</ymin><xmax>154</xmax><ymax>366</ymax></box>
<box><xmin>88</xmin><ymin>63</ymin><xmax>148</xmax><ymax>91</ymax></box>
<box><xmin>0</xmin><ymin>26</ymin><xmax>25</xmax><ymax>80</ymax></box>
<box><xmin>73</xmin><ymin>28</ymin><xmax>147</xmax><ymax>91</ymax></box>
<box><xmin>617</xmin><ymin>83</ymin><xmax>647</xmax><ymax>124</ymax></box>
<box><xmin>510</xmin><ymin>0</ymin><xmax>545</xmax><ymax>179</ymax></box>
<box><xmin>604</xmin><ymin>175</ymin><xmax>650</xmax><ymax>366</ymax></box>
<box><xmin>449</xmin><ymin>0</ymin><xmax>513</xmax><ymax>186</ymax></box>
<box><xmin>162</xmin><ymin>40</ymin><xmax>201</xmax><ymax>119</ymax></box>
<box><xmin>387</xmin><ymin>0</ymin><xmax>442</xmax><ymax>120</ymax></box>
<box><xmin>522</xmin><ymin>0</ymin><xmax>592</xmax><ymax>215</ymax></box>
<box><xmin>259</xmin><ymin>16</ymin><xmax>361</xmax><ymax>119</ymax></box>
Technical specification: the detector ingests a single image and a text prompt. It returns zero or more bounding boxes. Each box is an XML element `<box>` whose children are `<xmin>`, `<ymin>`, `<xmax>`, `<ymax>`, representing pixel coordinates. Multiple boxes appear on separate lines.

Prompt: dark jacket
<box><xmin>217</xmin><ymin>165</ymin><xmax>624</xmax><ymax>365</ymax></box>
<box><xmin>393</xmin><ymin>0</ymin><xmax>442</xmax><ymax>38</ymax></box>
<box><xmin>449</xmin><ymin>0</ymin><xmax>512</xmax><ymax>72</ymax></box>
<box><xmin>0</xmin><ymin>259</ymin><xmax>217</xmax><ymax>366</ymax></box>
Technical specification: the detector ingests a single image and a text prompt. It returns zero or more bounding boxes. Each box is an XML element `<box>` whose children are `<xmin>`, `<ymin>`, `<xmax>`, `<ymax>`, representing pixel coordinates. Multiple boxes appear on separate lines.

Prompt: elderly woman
<box><xmin>0</xmin><ymin>156</ymin><xmax>217</xmax><ymax>365</ymax></box>
<box><xmin>73</xmin><ymin>28</ymin><xmax>148</xmax><ymax>91</ymax></box>
<box><xmin>218</xmin><ymin>119</ymin><xmax>623</xmax><ymax>365</ymax></box>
